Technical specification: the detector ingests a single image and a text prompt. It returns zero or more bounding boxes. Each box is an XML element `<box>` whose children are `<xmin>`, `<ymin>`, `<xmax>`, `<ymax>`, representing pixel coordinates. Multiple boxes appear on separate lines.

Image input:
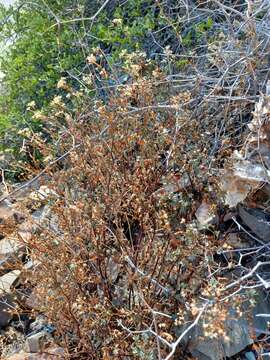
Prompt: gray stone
<box><xmin>0</xmin><ymin>270</ymin><xmax>21</xmax><ymax>327</ymax></box>
<box><xmin>23</xmin><ymin>260</ymin><xmax>40</xmax><ymax>271</ymax></box>
<box><xmin>195</xmin><ymin>202</ymin><xmax>217</xmax><ymax>228</ymax></box>
<box><xmin>30</xmin><ymin>315</ymin><xmax>47</xmax><ymax>333</ymax></box>
<box><xmin>31</xmin><ymin>206</ymin><xmax>45</xmax><ymax>221</ymax></box>
<box><xmin>31</xmin><ymin>205</ymin><xmax>59</xmax><ymax>235</ymax></box>
<box><xmin>245</xmin><ymin>351</ymin><xmax>256</xmax><ymax>360</ymax></box>
<box><xmin>0</xmin><ymin>293</ymin><xmax>16</xmax><ymax>327</ymax></box>
<box><xmin>0</xmin><ymin>270</ymin><xmax>21</xmax><ymax>294</ymax></box>
<box><xmin>0</xmin><ymin>199</ymin><xmax>14</xmax><ymax>221</ymax></box>
<box><xmin>238</xmin><ymin>206</ymin><xmax>270</xmax><ymax>242</ymax></box>
<box><xmin>18</xmin><ymin>221</ymin><xmax>32</xmax><ymax>243</ymax></box>
<box><xmin>225</xmin><ymin>232</ymin><xmax>251</xmax><ymax>249</ymax></box>
<box><xmin>187</xmin><ymin>291</ymin><xmax>270</xmax><ymax>360</ymax></box>
<box><xmin>0</xmin><ymin>199</ymin><xmax>24</xmax><ymax>226</ymax></box>
<box><xmin>25</xmin><ymin>331</ymin><xmax>48</xmax><ymax>353</ymax></box>
<box><xmin>6</xmin><ymin>345</ymin><xmax>65</xmax><ymax>359</ymax></box>
<box><xmin>0</xmin><ymin>238</ymin><xmax>24</xmax><ymax>258</ymax></box>
<box><xmin>0</xmin><ymin>238</ymin><xmax>25</xmax><ymax>270</ymax></box>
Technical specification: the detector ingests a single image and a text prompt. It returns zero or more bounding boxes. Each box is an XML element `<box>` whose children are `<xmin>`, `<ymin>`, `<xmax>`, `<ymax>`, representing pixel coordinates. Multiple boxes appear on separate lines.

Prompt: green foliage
<box><xmin>2</xmin><ymin>0</ymin><xmax>206</xmax><ymax>137</ymax></box>
<box><xmin>175</xmin><ymin>58</ymin><xmax>189</xmax><ymax>70</ymax></box>
<box><xmin>92</xmin><ymin>0</ymin><xmax>156</xmax><ymax>60</ymax></box>
<box><xmin>0</xmin><ymin>0</ymin><xmax>157</xmax><ymax>133</ymax></box>
<box><xmin>0</xmin><ymin>1</ymin><xmax>86</xmax><ymax>177</ymax></box>
<box><xmin>182</xmin><ymin>17</ymin><xmax>213</xmax><ymax>47</ymax></box>
<box><xmin>182</xmin><ymin>31</ymin><xmax>193</xmax><ymax>47</ymax></box>
<box><xmin>196</xmin><ymin>17</ymin><xmax>214</xmax><ymax>33</ymax></box>
<box><xmin>0</xmin><ymin>1</ymin><xmax>84</xmax><ymax>127</ymax></box>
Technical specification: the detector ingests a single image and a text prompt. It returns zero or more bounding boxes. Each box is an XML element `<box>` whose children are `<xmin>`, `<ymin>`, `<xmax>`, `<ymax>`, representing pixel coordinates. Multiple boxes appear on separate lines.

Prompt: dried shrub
<box><xmin>18</xmin><ymin>70</ymin><xmax>233</xmax><ymax>359</ymax></box>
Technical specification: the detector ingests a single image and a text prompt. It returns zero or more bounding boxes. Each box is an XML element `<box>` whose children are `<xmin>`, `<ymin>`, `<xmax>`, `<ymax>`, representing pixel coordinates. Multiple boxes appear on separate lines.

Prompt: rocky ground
<box><xmin>1</xmin><ymin>185</ymin><xmax>269</xmax><ymax>359</ymax></box>
<box><xmin>0</xmin><ymin>179</ymin><xmax>65</xmax><ymax>359</ymax></box>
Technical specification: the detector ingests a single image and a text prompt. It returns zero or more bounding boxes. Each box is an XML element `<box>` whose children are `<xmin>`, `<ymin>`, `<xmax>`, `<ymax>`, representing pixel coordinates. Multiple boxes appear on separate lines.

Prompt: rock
<box><xmin>31</xmin><ymin>205</ymin><xmax>58</xmax><ymax>234</ymax></box>
<box><xmin>23</xmin><ymin>260</ymin><xmax>40</xmax><ymax>271</ymax></box>
<box><xmin>221</xmin><ymin>173</ymin><xmax>255</xmax><ymax>208</ymax></box>
<box><xmin>187</xmin><ymin>291</ymin><xmax>270</xmax><ymax>360</ymax></box>
<box><xmin>29</xmin><ymin>315</ymin><xmax>47</xmax><ymax>333</ymax></box>
<box><xmin>5</xmin><ymin>345</ymin><xmax>65</xmax><ymax>359</ymax></box>
<box><xmin>31</xmin><ymin>207</ymin><xmax>45</xmax><ymax>222</ymax></box>
<box><xmin>0</xmin><ymin>199</ymin><xmax>16</xmax><ymax>222</ymax></box>
<box><xmin>0</xmin><ymin>199</ymin><xmax>25</xmax><ymax>226</ymax></box>
<box><xmin>25</xmin><ymin>332</ymin><xmax>48</xmax><ymax>353</ymax></box>
<box><xmin>18</xmin><ymin>221</ymin><xmax>32</xmax><ymax>243</ymax></box>
<box><xmin>238</xmin><ymin>206</ymin><xmax>270</xmax><ymax>242</ymax></box>
<box><xmin>0</xmin><ymin>238</ymin><xmax>25</xmax><ymax>269</ymax></box>
<box><xmin>222</xmin><ymin>211</ymin><xmax>235</xmax><ymax>222</ymax></box>
<box><xmin>0</xmin><ymin>270</ymin><xmax>21</xmax><ymax>327</ymax></box>
<box><xmin>195</xmin><ymin>202</ymin><xmax>217</xmax><ymax>227</ymax></box>
<box><xmin>29</xmin><ymin>186</ymin><xmax>57</xmax><ymax>202</ymax></box>
<box><xmin>0</xmin><ymin>293</ymin><xmax>16</xmax><ymax>328</ymax></box>
<box><xmin>0</xmin><ymin>238</ymin><xmax>24</xmax><ymax>258</ymax></box>
<box><xmin>225</xmin><ymin>233</ymin><xmax>251</xmax><ymax>249</ymax></box>
<box><xmin>245</xmin><ymin>351</ymin><xmax>256</xmax><ymax>360</ymax></box>
<box><xmin>107</xmin><ymin>257</ymin><xmax>120</xmax><ymax>283</ymax></box>
<box><xmin>0</xmin><ymin>270</ymin><xmax>21</xmax><ymax>293</ymax></box>
<box><xmin>220</xmin><ymin>93</ymin><xmax>270</xmax><ymax>207</ymax></box>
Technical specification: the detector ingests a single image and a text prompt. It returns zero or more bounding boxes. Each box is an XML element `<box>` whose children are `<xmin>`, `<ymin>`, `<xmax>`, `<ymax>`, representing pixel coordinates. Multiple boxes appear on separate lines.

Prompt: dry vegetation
<box><xmin>24</xmin><ymin>72</ymin><xmax>220</xmax><ymax>359</ymax></box>
<box><xmin>14</xmin><ymin>68</ymin><xmax>265</xmax><ymax>358</ymax></box>
<box><xmin>1</xmin><ymin>0</ymin><xmax>270</xmax><ymax>359</ymax></box>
